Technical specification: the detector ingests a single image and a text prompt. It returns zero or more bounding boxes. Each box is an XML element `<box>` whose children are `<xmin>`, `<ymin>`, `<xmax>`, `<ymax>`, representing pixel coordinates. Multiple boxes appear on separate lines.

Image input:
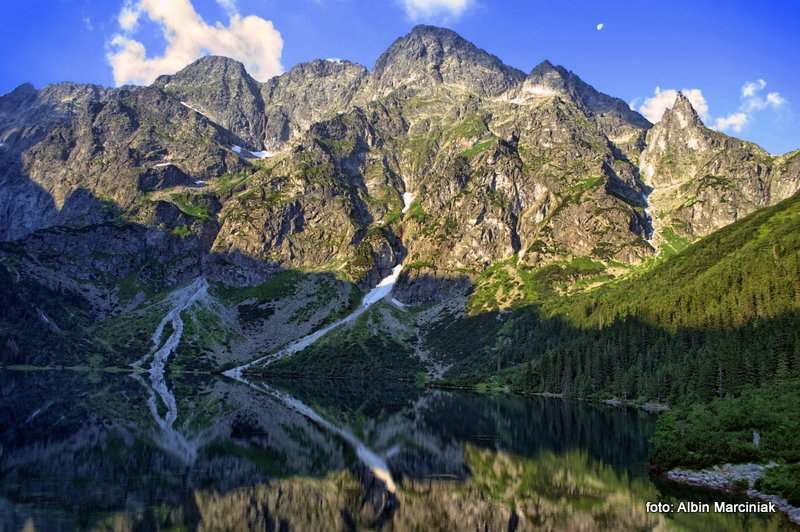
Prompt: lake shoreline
<box><xmin>427</xmin><ymin>381</ymin><xmax>671</xmax><ymax>413</ymax></box>
<box><xmin>665</xmin><ymin>464</ymin><xmax>800</xmax><ymax>525</ymax></box>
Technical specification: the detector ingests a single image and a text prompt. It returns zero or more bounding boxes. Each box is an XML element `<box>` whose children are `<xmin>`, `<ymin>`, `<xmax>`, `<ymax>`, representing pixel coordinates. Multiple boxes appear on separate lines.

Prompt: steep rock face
<box><xmin>261</xmin><ymin>59</ymin><xmax>369</xmax><ymax>150</ymax></box>
<box><xmin>0</xmin><ymin>82</ymin><xmax>245</xmax><ymax>240</ymax></box>
<box><xmin>391</xmin><ymin>85</ymin><xmax>651</xmax><ymax>276</ymax></box>
<box><xmin>211</xmin><ymin>104</ymin><xmax>405</xmax><ymax>285</ymax></box>
<box><xmin>155</xmin><ymin>56</ymin><xmax>267</xmax><ymax>149</ymax></box>
<box><xmin>513</xmin><ymin>60</ymin><xmax>650</xmax><ymax>158</ymax></box>
<box><xmin>370</xmin><ymin>25</ymin><xmax>525</xmax><ymax>98</ymax></box>
<box><xmin>519</xmin><ymin>61</ymin><xmax>650</xmax><ymax>129</ymax></box>
<box><xmin>640</xmin><ymin>93</ymin><xmax>800</xmax><ymax>242</ymax></box>
<box><xmin>155</xmin><ymin>56</ymin><xmax>370</xmax><ymax>152</ymax></box>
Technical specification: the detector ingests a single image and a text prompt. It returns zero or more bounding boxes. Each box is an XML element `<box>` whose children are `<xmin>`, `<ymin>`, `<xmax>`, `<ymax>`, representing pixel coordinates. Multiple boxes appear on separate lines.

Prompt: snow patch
<box><xmin>402</xmin><ymin>192</ymin><xmax>416</xmax><ymax>213</ymax></box>
<box><xmin>250</xmin><ymin>150</ymin><xmax>273</xmax><ymax>159</ymax></box>
<box><xmin>362</xmin><ymin>265</ymin><xmax>402</xmax><ymax>307</ymax></box>
<box><xmin>231</xmin><ymin>145</ymin><xmax>242</xmax><ymax>154</ymax></box>
<box><xmin>153</xmin><ymin>162</ymin><xmax>173</xmax><ymax>168</ymax></box>
<box><xmin>523</xmin><ymin>84</ymin><xmax>558</xmax><ymax>97</ymax></box>
<box><xmin>180</xmin><ymin>101</ymin><xmax>212</xmax><ymax>121</ymax></box>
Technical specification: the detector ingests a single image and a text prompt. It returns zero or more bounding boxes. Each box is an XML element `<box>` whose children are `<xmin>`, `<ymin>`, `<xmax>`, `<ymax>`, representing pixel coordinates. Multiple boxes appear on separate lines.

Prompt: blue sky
<box><xmin>2</xmin><ymin>0</ymin><xmax>798</xmax><ymax>153</ymax></box>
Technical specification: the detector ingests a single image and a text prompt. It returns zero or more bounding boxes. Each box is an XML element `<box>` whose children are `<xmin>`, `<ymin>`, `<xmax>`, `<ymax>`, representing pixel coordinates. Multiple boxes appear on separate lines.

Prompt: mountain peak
<box><xmin>530</xmin><ymin>59</ymin><xmax>557</xmax><ymax>74</ymax></box>
<box><xmin>661</xmin><ymin>91</ymin><xmax>703</xmax><ymax>129</ymax></box>
<box><xmin>521</xmin><ymin>60</ymin><xmax>651</xmax><ymax>130</ymax></box>
<box><xmin>164</xmin><ymin>55</ymin><xmax>250</xmax><ymax>81</ymax></box>
<box><xmin>407</xmin><ymin>24</ymin><xmax>458</xmax><ymax>38</ymax></box>
<box><xmin>525</xmin><ymin>60</ymin><xmax>571</xmax><ymax>94</ymax></box>
<box><xmin>371</xmin><ymin>25</ymin><xmax>524</xmax><ymax>96</ymax></box>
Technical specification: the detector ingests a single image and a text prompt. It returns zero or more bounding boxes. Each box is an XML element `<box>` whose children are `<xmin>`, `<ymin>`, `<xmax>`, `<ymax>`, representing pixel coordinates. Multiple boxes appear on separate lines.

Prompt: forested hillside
<box><xmin>438</xmin><ymin>191</ymin><xmax>800</xmax><ymax>403</ymax></box>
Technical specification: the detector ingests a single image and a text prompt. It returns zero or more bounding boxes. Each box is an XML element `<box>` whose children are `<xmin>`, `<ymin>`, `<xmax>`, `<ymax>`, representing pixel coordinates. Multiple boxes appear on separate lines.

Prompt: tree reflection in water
<box><xmin>0</xmin><ymin>371</ymin><xmax>792</xmax><ymax>531</ymax></box>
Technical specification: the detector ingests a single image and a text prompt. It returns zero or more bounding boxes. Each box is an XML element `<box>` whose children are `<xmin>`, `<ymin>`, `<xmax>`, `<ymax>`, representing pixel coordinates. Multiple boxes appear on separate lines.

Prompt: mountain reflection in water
<box><xmin>0</xmin><ymin>370</ymin><xmax>793</xmax><ymax>531</ymax></box>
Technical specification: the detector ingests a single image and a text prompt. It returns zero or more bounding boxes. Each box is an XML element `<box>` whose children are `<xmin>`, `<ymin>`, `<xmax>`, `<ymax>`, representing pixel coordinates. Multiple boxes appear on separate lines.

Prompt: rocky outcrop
<box><xmin>667</xmin><ymin>464</ymin><xmax>800</xmax><ymax>525</ymax></box>
<box><xmin>640</xmin><ymin>92</ymin><xmax>800</xmax><ymax>243</ymax></box>
<box><xmin>517</xmin><ymin>60</ymin><xmax>650</xmax><ymax>143</ymax></box>
<box><xmin>261</xmin><ymin>59</ymin><xmax>369</xmax><ymax>150</ymax></box>
<box><xmin>0</xmin><ymin>81</ymin><xmax>245</xmax><ymax>240</ymax></box>
<box><xmin>156</xmin><ymin>55</ymin><xmax>370</xmax><ymax>152</ymax></box>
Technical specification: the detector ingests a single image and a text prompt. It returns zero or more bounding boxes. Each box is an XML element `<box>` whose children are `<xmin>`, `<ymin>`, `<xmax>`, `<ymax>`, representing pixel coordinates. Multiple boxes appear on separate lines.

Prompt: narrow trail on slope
<box><xmin>131</xmin><ymin>277</ymin><xmax>210</xmax><ymax>463</ymax></box>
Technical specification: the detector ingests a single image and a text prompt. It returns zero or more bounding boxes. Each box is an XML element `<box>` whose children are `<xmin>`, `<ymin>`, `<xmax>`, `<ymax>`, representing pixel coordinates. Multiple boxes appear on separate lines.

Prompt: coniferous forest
<box><xmin>437</xmin><ymin>192</ymin><xmax>800</xmax><ymax>405</ymax></box>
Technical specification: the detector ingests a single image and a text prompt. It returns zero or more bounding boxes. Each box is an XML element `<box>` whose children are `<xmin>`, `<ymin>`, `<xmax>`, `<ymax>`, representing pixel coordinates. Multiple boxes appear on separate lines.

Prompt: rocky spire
<box><xmin>660</xmin><ymin>91</ymin><xmax>703</xmax><ymax>129</ymax></box>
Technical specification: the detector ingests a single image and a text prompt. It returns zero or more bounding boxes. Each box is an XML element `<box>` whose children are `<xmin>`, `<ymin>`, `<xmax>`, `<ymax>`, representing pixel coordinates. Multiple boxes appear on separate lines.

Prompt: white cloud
<box><xmin>118</xmin><ymin>1</ymin><xmax>141</xmax><ymax>32</ymax></box>
<box><xmin>596</xmin><ymin>23</ymin><xmax>604</xmax><ymax>31</ymax></box>
<box><xmin>738</xmin><ymin>79</ymin><xmax>786</xmax><ymax>113</ymax></box>
<box><xmin>714</xmin><ymin>79</ymin><xmax>787</xmax><ymax>132</ymax></box>
<box><xmin>767</xmin><ymin>92</ymin><xmax>786</xmax><ymax>107</ymax></box>
<box><xmin>713</xmin><ymin>112</ymin><xmax>748</xmax><ymax>133</ymax></box>
<box><xmin>741</xmin><ymin>78</ymin><xmax>765</xmax><ymax>98</ymax></box>
<box><xmin>638</xmin><ymin>86</ymin><xmax>709</xmax><ymax>123</ymax></box>
<box><xmin>216</xmin><ymin>0</ymin><xmax>238</xmax><ymax>17</ymax></box>
<box><xmin>83</xmin><ymin>17</ymin><xmax>94</xmax><ymax>31</ymax></box>
<box><xmin>107</xmin><ymin>0</ymin><xmax>283</xmax><ymax>86</ymax></box>
<box><xmin>401</xmin><ymin>0</ymin><xmax>474</xmax><ymax>21</ymax></box>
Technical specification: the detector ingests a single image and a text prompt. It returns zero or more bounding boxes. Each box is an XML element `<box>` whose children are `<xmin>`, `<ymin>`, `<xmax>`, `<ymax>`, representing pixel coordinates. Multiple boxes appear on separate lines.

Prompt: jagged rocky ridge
<box><xmin>1</xmin><ymin>25</ymin><xmax>800</xmax><ymax>368</ymax></box>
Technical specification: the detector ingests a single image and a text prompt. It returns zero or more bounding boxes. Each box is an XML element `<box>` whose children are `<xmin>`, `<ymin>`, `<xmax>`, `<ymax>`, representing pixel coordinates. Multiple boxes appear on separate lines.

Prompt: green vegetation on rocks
<box><xmin>651</xmin><ymin>379</ymin><xmax>800</xmax><ymax>505</ymax></box>
<box><xmin>214</xmin><ymin>270</ymin><xmax>303</xmax><ymax>304</ymax></box>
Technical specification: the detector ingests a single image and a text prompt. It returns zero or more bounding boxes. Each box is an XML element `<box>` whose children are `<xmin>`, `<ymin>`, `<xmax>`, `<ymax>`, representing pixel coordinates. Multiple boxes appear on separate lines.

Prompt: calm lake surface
<box><xmin>0</xmin><ymin>370</ymin><xmax>793</xmax><ymax>531</ymax></box>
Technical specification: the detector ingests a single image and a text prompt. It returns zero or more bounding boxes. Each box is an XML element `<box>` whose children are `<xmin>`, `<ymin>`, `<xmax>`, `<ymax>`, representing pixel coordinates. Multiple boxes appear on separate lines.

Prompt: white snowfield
<box><xmin>180</xmin><ymin>101</ymin><xmax>212</xmax><ymax>121</ymax></box>
<box><xmin>231</xmin><ymin>145</ymin><xmax>273</xmax><ymax>159</ymax></box>
<box><xmin>402</xmin><ymin>192</ymin><xmax>416</xmax><ymax>213</ymax></box>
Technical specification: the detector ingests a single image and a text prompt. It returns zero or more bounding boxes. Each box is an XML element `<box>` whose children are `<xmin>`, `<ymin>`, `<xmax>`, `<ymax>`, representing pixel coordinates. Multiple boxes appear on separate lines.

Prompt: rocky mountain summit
<box><xmin>641</xmin><ymin>92</ymin><xmax>800</xmax><ymax>244</ymax></box>
<box><xmin>1</xmin><ymin>25</ymin><xmax>799</xmax><ymax>369</ymax></box>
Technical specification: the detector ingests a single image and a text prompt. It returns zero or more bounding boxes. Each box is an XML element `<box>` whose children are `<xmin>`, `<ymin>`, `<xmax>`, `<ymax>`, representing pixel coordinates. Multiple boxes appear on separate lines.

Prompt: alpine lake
<box><xmin>0</xmin><ymin>369</ymin><xmax>794</xmax><ymax>531</ymax></box>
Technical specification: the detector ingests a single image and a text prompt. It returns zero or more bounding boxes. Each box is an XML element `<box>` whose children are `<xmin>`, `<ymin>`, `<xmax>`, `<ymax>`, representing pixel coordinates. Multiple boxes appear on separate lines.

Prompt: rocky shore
<box><xmin>667</xmin><ymin>463</ymin><xmax>800</xmax><ymax>525</ymax></box>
